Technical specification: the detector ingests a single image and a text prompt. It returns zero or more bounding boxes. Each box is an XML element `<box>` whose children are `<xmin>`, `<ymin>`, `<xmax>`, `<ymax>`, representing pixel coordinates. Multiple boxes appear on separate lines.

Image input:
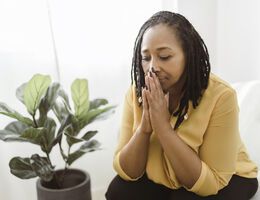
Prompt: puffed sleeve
<box><xmin>113</xmin><ymin>86</ymin><xmax>141</xmax><ymax>181</ymax></box>
<box><xmin>185</xmin><ymin>89</ymin><xmax>240</xmax><ymax>196</ymax></box>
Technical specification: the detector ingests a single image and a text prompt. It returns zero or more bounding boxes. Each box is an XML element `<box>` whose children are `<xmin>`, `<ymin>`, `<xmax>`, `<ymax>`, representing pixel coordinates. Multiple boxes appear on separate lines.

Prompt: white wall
<box><xmin>177</xmin><ymin>0</ymin><xmax>218</xmax><ymax>75</ymax></box>
<box><xmin>217</xmin><ymin>0</ymin><xmax>260</xmax><ymax>83</ymax></box>
<box><xmin>177</xmin><ymin>0</ymin><xmax>260</xmax><ymax>83</ymax></box>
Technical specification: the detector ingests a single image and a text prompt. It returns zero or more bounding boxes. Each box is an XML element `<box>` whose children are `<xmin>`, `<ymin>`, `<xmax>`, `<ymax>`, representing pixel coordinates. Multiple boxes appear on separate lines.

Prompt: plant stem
<box><xmin>32</xmin><ymin>113</ymin><xmax>38</xmax><ymax>128</ymax></box>
<box><xmin>45</xmin><ymin>152</ymin><xmax>61</xmax><ymax>189</ymax></box>
<box><xmin>65</xmin><ymin>146</ymin><xmax>71</xmax><ymax>170</ymax></box>
<box><xmin>46</xmin><ymin>152</ymin><xmax>54</xmax><ymax>168</ymax></box>
<box><xmin>59</xmin><ymin>146</ymin><xmax>71</xmax><ymax>188</ymax></box>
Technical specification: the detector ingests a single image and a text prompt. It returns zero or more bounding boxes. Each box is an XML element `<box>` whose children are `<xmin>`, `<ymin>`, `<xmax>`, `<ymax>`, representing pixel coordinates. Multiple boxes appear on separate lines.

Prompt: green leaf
<box><xmin>16</xmin><ymin>82</ymin><xmax>27</xmax><ymax>104</ymax></box>
<box><xmin>65</xmin><ymin>131</ymin><xmax>83</xmax><ymax>146</ymax></box>
<box><xmin>67</xmin><ymin>139</ymin><xmax>101</xmax><ymax>165</ymax></box>
<box><xmin>79</xmin><ymin>105</ymin><xmax>116</xmax><ymax>129</ymax></box>
<box><xmin>65</xmin><ymin>130</ymin><xmax>97</xmax><ymax>146</ymax></box>
<box><xmin>89</xmin><ymin>99</ymin><xmax>108</xmax><ymax>110</ymax></box>
<box><xmin>0</xmin><ymin>102</ymin><xmax>33</xmax><ymax>126</ymax></box>
<box><xmin>0</xmin><ymin>129</ymin><xmax>28</xmax><ymax>142</ymax></box>
<box><xmin>30</xmin><ymin>154</ymin><xmax>54</xmax><ymax>182</ymax></box>
<box><xmin>58</xmin><ymin>88</ymin><xmax>72</xmax><ymax>110</ymax></box>
<box><xmin>9</xmin><ymin>157</ymin><xmax>37</xmax><ymax>179</ymax></box>
<box><xmin>20</xmin><ymin>127</ymin><xmax>46</xmax><ymax>146</ymax></box>
<box><xmin>24</xmin><ymin>74</ymin><xmax>51</xmax><ymax>115</ymax></box>
<box><xmin>51</xmin><ymin>114</ymin><xmax>73</xmax><ymax>147</ymax></box>
<box><xmin>0</xmin><ymin>121</ymin><xmax>29</xmax><ymax>142</ymax></box>
<box><xmin>5</xmin><ymin>121</ymin><xmax>29</xmax><ymax>133</ymax></box>
<box><xmin>38</xmin><ymin>83</ymin><xmax>61</xmax><ymax>126</ymax></box>
<box><xmin>71</xmin><ymin>79</ymin><xmax>89</xmax><ymax>119</ymax></box>
<box><xmin>82</xmin><ymin>130</ymin><xmax>98</xmax><ymax>141</ymax></box>
<box><xmin>42</xmin><ymin>118</ymin><xmax>56</xmax><ymax>153</ymax></box>
<box><xmin>52</xmin><ymin>97</ymin><xmax>71</xmax><ymax>122</ymax></box>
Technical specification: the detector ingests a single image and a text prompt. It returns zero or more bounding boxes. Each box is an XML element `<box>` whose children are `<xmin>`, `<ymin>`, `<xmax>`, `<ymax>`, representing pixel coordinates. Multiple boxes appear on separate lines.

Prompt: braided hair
<box><xmin>131</xmin><ymin>11</ymin><xmax>210</xmax><ymax>130</ymax></box>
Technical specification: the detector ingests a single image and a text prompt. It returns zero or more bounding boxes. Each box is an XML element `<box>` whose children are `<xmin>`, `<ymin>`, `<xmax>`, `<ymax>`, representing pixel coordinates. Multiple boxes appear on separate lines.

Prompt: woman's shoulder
<box><xmin>207</xmin><ymin>73</ymin><xmax>237</xmax><ymax>97</ymax></box>
<box><xmin>124</xmin><ymin>84</ymin><xmax>138</xmax><ymax>106</ymax></box>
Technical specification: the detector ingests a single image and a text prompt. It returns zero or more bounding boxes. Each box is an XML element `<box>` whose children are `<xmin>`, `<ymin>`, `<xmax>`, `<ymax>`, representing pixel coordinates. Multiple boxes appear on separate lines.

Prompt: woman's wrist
<box><xmin>137</xmin><ymin>125</ymin><xmax>152</xmax><ymax>136</ymax></box>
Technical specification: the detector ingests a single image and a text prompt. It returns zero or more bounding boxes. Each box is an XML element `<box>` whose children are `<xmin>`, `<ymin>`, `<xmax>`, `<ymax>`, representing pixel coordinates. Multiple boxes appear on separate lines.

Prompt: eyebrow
<box><xmin>141</xmin><ymin>47</ymin><xmax>172</xmax><ymax>53</ymax></box>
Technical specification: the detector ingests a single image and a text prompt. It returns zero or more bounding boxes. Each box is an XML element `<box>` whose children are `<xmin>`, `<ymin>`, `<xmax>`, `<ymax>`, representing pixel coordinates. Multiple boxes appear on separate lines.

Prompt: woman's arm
<box><xmin>119</xmin><ymin>126</ymin><xmax>151</xmax><ymax>179</ymax></box>
<box><xmin>146</xmin><ymin>72</ymin><xmax>240</xmax><ymax>195</ymax></box>
<box><xmin>157</xmin><ymin>126</ymin><xmax>202</xmax><ymax>188</ymax></box>
<box><xmin>116</xmin><ymin>86</ymin><xmax>153</xmax><ymax>179</ymax></box>
<box><xmin>145</xmin><ymin>72</ymin><xmax>201</xmax><ymax>187</ymax></box>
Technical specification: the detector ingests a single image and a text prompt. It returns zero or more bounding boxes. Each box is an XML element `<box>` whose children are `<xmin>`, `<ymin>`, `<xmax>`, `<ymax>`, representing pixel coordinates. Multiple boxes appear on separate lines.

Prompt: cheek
<box><xmin>167</xmin><ymin>66</ymin><xmax>184</xmax><ymax>80</ymax></box>
<box><xmin>168</xmin><ymin>59</ymin><xmax>185</xmax><ymax>79</ymax></box>
<box><xmin>141</xmin><ymin>63</ymin><xmax>149</xmax><ymax>73</ymax></box>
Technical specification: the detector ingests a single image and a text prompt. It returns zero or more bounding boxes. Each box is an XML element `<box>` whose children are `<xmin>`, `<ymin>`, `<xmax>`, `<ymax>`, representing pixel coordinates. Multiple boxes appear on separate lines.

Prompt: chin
<box><xmin>161</xmin><ymin>85</ymin><xmax>169</xmax><ymax>94</ymax></box>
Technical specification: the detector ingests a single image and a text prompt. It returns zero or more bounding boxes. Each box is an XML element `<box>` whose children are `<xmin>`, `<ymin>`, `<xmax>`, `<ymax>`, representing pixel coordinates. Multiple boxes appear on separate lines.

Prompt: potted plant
<box><xmin>0</xmin><ymin>74</ymin><xmax>115</xmax><ymax>200</ymax></box>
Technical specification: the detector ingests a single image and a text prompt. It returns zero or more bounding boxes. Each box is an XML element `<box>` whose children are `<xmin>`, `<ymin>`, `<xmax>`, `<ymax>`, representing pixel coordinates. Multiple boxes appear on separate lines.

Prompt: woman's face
<box><xmin>141</xmin><ymin>24</ymin><xmax>185</xmax><ymax>92</ymax></box>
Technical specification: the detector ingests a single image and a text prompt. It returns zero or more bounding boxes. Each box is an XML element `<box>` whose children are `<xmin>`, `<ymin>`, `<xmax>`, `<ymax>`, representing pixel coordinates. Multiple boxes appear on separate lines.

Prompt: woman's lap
<box><xmin>105</xmin><ymin>173</ymin><xmax>258</xmax><ymax>200</ymax></box>
<box><xmin>105</xmin><ymin>173</ymin><xmax>171</xmax><ymax>200</ymax></box>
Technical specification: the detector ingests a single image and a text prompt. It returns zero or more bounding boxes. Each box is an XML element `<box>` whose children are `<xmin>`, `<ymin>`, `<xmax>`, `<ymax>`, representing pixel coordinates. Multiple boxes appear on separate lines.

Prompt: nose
<box><xmin>149</xmin><ymin>59</ymin><xmax>161</xmax><ymax>72</ymax></box>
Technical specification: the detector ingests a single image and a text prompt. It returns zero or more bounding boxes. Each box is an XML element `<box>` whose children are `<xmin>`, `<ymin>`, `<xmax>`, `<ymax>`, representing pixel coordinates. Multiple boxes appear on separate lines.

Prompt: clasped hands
<box><xmin>140</xmin><ymin>71</ymin><xmax>172</xmax><ymax>135</ymax></box>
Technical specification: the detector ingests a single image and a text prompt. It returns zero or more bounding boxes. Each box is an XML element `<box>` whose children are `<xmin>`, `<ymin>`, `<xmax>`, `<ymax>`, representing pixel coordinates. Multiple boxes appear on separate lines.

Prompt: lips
<box><xmin>158</xmin><ymin>76</ymin><xmax>168</xmax><ymax>81</ymax></box>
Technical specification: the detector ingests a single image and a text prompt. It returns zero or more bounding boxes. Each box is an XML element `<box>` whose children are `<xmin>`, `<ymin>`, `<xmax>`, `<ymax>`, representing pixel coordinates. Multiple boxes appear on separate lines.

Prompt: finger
<box><xmin>142</xmin><ymin>87</ymin><xmax>148</xmax><ymax>110</ymax></box>
<box><xmin>145</xmin><ymin>75</ymin><xmax>150</xmax><ymax>91</ymax></box>
<box><xmin>149</xmin><ymin>76</ymin><xmax>157</xmax><ymax>94</ymax></box>
<box><xmin>145</xmin><ymin>88</ymin><xmax>152</xmax><ymax>104</ymax></box>
<box><xmin>151</xmin><ymin>72</ymin><xmax>163</xmax><ymax>93</ymax></box>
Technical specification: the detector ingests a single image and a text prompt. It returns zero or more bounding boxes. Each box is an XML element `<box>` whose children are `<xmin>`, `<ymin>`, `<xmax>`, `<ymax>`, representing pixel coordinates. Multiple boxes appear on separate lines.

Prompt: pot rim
<box><xmin>37</xmin><ymin>168</ymin><xmax>90</xmax><ymax>192</ymax></box>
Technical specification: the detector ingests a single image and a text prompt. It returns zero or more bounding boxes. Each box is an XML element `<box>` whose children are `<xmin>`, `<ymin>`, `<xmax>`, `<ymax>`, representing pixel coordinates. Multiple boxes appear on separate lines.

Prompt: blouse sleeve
<box><xmin>113</xmin><ymin>86</ymin><xmax>141</xmax><ymax>181</ymax></box>
<box><xmin>186</xmin><ymin>88</ymin><xmax>240</xmax><ymax>196</ymax></box>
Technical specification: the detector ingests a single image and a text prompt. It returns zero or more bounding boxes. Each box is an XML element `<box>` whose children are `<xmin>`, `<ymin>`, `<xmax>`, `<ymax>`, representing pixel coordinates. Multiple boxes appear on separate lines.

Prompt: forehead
<box><xmin>141</xmin><ymin>24</ymin><xmax>181</xmax><ymax>52</ymax></box>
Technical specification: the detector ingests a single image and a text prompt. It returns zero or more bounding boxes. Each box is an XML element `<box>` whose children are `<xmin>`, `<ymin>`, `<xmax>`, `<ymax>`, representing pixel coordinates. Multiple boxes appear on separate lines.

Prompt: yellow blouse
<box><xmin>113</xmin><ymin>73</ymin><xmax>258</xmax><ymax>196</ymax></box>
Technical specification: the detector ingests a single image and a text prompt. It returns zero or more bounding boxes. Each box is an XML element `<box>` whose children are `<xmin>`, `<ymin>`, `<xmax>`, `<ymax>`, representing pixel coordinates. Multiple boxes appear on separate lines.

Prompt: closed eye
<box><xmin>160</xmin><ymin>56</ymin><xmax>171</xmax><ymax>61</ymax></box>
<box><xmin>141</xmin><ymin>56</ymin><xmax>151</xmax><ymax>61</ymax></box>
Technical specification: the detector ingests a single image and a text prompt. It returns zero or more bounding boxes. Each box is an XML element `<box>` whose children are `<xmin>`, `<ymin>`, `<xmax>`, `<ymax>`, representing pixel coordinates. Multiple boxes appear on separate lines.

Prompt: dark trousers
<box><xmin>105</xmin><ymin>173</ymin><xmax>258</xmax><ymax>200</ymax></box>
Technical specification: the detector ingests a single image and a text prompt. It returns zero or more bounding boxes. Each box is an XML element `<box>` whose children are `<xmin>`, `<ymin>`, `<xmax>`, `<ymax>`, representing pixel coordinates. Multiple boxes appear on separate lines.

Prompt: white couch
<box><xmin>232</xmin><ymin>80</ymin><xmax>260</xmax><ymax>199</ymax></box>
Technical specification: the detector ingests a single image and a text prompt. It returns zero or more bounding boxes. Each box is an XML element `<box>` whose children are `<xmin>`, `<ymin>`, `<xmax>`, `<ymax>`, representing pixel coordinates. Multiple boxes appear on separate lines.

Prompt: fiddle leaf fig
<box><xmin>9</xmin><ymin>157</ymin><xmax>37</xmax><ymax>179</ymax></box>
<box><xmin>89</xmin><ymin>99</ymin><xmax>108</xmax><ymax>110</ymax></box>
<box><xmin>65</xmin><ymin>130</ymin><xmax>98</xmax><ymax>146</ymax></box>
<box><xmin>9</xmin><ymin>155</ymin><xmax>54</xmax><ymax>182</ymax></box>
<box><xmin>0</xmin><ymin>73</ymin><xmax>116</xmax><ymax>185</ymax></box>
<box><xmin>16</xmin><ymin>82</ymin><xmax>27</xmax><ymax>104</ymax></box>
<box><xmin>30</xmin><ymin>154</ymin><xmax>54</xmax><ymax>182</ymax></box>
<box><xmin>24</xmin><ymin>74</ymin><xmax>51</xmax><ymax>115</ymax></box>
<box><xmin>67</xmin><ymin>140</ymin><xmax>101</xmax><ymax>165</ymax></box>
<box><xmin>79</xmin><ymin>105</ymin><xmax>115</xmax><ymax>129</ymax></box>
<box><xmin>38</xmin><ymin>83</ymin><xmax>61</xmax><ymax>126</ymax></box>
<box><xmin>0</xmin><ymin>102</ymin><xmax>33</xmax><ymax>126</ymax></box>
<box><xmin>20</xmin><ymin>127</ymin><xmax>46</xmax><ymax>145</ymax></box>
<box><xmin>71</xmin><ymin>79</ymin><xmax>89</xmax><ymax>120</ymax></box>
<box><xmin>0</xmin><ymin>121</ymin><xmax>29</xmax><ymax>142</ymax></box>
<box><xmin>5</xmin><ymin>121</ymin><xmax>29</xmax><ymax>133</ymax></box>
<box><xmin>52</xmin><ymin>97</ymin><xmax>71</xmax><ymax>122</ymax></box>
<box><xmin>0</xmin><ymin>129</ymin><xmax>27</xmax><ymax>142</ymax></box>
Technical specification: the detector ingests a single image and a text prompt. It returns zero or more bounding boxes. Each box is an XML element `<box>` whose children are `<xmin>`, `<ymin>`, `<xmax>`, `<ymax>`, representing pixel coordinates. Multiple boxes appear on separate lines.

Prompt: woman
<box><xmin>106</xmin><ymin>11</ymin><xmax>258</xmax><ymax>200</ymax></box>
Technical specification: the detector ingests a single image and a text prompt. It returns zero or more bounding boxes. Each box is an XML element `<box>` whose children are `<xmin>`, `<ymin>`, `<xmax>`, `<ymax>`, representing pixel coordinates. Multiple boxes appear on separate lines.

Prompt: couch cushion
<box><xmin>232</xmin><ymin>81</ymin><xmax>260</xmax><ymax>168</ymax></box>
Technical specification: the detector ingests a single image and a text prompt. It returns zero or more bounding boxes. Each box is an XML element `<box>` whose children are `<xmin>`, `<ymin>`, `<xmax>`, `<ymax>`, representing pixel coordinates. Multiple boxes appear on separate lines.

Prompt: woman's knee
<box><xmin>105</xmin><ymin>176</ymin><xmax>122</xmax><ymax>200</ymax></box>
<box><xmin>105</xmin><ymin>175</ymin><xmax>138</xmax><ymax>200</ymax></box>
